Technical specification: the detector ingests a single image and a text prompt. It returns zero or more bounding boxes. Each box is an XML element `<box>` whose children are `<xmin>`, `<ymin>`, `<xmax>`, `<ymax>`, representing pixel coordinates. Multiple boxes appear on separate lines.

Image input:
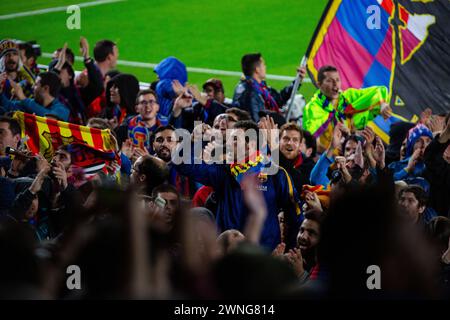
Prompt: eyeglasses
<box><xmin>139</xmin><ymin>100</ymin><xmax>158</xmax><ymax>106</ymax></box>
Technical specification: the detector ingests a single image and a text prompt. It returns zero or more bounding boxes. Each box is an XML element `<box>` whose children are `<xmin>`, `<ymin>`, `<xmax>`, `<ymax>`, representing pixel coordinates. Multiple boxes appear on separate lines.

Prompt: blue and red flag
<box><xmin>306</xmin><ymin>0</ymin><xmax>450</xmax><ymax>129</ymax></box>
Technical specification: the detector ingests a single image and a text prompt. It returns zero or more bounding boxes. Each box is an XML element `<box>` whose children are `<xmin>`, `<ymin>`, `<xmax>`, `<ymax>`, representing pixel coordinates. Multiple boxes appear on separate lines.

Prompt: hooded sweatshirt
<box><xmin>153</xmin><ymin>57</ymin><xmax>187</xmax><ymax>124</ymax></box>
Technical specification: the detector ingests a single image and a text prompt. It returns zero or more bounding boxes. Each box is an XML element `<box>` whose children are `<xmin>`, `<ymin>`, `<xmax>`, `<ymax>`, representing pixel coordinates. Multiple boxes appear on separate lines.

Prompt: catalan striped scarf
<box><xmin>13</xmin><ymin>111</ymin><xmax>116</xmax><ymax>161</ymax></box>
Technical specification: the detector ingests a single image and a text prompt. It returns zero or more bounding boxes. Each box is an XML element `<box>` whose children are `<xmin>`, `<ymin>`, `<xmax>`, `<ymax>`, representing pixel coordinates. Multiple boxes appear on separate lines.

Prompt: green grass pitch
<box><xmin>0</xmin><ymin>0</ymin><xmax>328</xmax><ymax>101</ymax></box>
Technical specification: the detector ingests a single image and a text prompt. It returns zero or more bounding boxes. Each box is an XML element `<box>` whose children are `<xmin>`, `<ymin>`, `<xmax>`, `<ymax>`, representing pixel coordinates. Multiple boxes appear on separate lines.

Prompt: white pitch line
<box><xmin>0</xmin><ymin>0</ymin><xmax>124</xmax><ymax>20</ymax></box>
<box><xmin>42</xmin><ymin>52</ymin><xmax>312</xmax><ymax>82</ymax></box>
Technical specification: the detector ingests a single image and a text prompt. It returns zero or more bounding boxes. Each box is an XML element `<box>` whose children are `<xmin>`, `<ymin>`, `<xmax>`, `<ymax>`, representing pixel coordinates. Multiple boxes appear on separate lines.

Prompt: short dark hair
<box><xmin>399</xmin><ymin>185</ymin><xmax>428</xmax><ymax>208</ymax></box>
<box><xmin>280</xmin><ymin>123</ymin><xmax>303</xmax><ymax>140</ymax></box>
<box><xmin>94</xmin><ymin>40</ymin><xmax>116</xmax><ymax>63</ymax></box>
<box><xmin>225</xmin><ymin>108</ymin><xmax>251</xmax><ymax>121</ymax></box>
<box><xmin>38</xmin><ymin>71</ymin><xmax>61</xmax><ymax>98</ymax></box>
<box><xmin>86</xmin><ymin>117</ymin><xmax>111</xmax><ymax>130</ymax></box>
<box><xmin>136</xmin><ymin>156</ymin><xmax>170</xmax><ymax>196</ymax></box>
<box><xmin>0</xmin><ymin>116</ymin><xmax>21</xmax><ymax>137</ymax></box>
<box><xmin>56</xmin><ymin>144</ymin><xmax>71</xmax><ymax>153</ymax></box>
<box><xmin>304</xmin><ymin>209</ymin><xmax>325</xmax><ymax>224</ymax></box>
<box><xmin>54</xmin><ymin>144</ymin><xmax>72</xmax><ymax>163</ymax></box>
<box><xmin>233</xmin><ymin>120</ymin><xmax>260</xmax><ymax>145</ymax></box>
<box><xmin>342</xmin><ymin>135</ymin><xmax>360</xmax><ymax>153</ymax></box>
<box><xmin>55</xmin><ymin>47</ymin><xmax>75</xmax><ymax>65</ymax></box>
<box><xmin>106</xmin><ymin>70</ymin><xmax>120</xmax><ymax>79</ymax></box>
<box><xmin>154</xmin><ymin>125</ymin><xmax>175</xmax><ymax>137</ymax></box>
<box><xmin>136</xmin><ymin>89</ymin><xmax>158</xmax><ymax>105</ymax></box>
<box><xmin>151</xmin><ymin>125</ymin><xmax>176</xmax><ymax>147</ymax></box>
<box><xmin>302</xmin><ymin>129</ymin><xmax>317</xmax><ymax>158</ymax></box>
<box><xmin>234</xmin><ymin>120</ymin><xmax>259</xmax><ymax>132</ymax></box>
<box><xmin>318</xmin><ymin>65</ymin><xmax>338</xmax><ymax>84</ymax></box>
<box><xmin>18</xmin><ymin>43</ymin><xmax>36</xmax><ymax>60</ymax></box>
<box><xmin>241</xmin><ymin>53</ymin><xmax>262</xmax><ymax>77</ymax></box>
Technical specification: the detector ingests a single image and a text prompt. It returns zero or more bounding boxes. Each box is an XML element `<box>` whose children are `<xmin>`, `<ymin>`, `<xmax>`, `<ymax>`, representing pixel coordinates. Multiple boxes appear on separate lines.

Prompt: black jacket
<box><xmin>423</xmin><ymin>135</ymin><xmax>450</xmax><ymax>217</ymax></box>
<box><xmin>10</xmin><ymin>180</ymin><xmax>80</xmax><ymax>240</ymax></box>
<box><xmin>277</xmin><ymin>151</ymin><xmax>313</xmax><ymax>195</ymax></box>
<box><xmin>169</xmin><ymin>99</ymin><xmax>227</xmax><ymax>132</ymax></box>
<box><xmin>232</xmin><ymin>79</ymin><xmax>299</xmax><ymax>122</ymax></box>
<box><xmin>79</xmin><ymin>58</ymin><xmax>104</xmax><ymax>107</ymax></box>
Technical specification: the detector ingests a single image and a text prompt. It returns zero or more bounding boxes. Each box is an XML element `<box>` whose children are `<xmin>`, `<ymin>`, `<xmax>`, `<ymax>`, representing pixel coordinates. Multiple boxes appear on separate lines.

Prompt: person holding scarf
<box><xmin>232</xmin><ymin>53</ymin><xmax>306</xmax><ymax>122</ymax></box>
<box><xmin>174</xmin><ymin>120</ymin><xmax>303</xmax><ymax>250</ymax></box>
<box><xmin>303</xmin><ymin>65</ymin><xmax>393</xmax><ymax>153</ymax></box>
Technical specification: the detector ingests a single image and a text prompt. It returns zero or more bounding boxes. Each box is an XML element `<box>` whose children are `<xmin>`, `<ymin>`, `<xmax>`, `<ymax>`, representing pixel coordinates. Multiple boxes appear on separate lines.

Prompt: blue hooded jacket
<box><xmin>154</xmin><ymin>57</ymin><xmax>187</xmax><ymax>124</ymax></box>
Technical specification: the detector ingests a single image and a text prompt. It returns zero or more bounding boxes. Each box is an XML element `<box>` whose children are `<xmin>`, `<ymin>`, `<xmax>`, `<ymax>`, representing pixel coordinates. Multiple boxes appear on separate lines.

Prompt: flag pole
<box><xmin>286</xmin><ymin>55</ymin><xmax>307</xmax><ymax>122</ymax></box>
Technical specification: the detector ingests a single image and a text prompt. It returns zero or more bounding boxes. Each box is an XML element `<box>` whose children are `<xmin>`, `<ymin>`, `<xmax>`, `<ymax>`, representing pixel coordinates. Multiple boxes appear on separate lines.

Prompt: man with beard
<box><xmin>295</xmin><ymin>209</ymin><xmax>323</xmax><ymax>280</ymax></box>
<box><xmin>272</xmin><ymin>208</ymin><xmax>323</xmax><ymax>282</ymax></box>
<box><xmin>153</xmin><ymin>125</ymin><xmax>177</xmax><ymax>163</ymax></box>
<box><xmin>0</xmin><ymin>39</ymin><xmax>35</xmax><ymax>99</ymax></box>
<box><xmin>0</xmin><ymin>71</ymin><xmax>69</xmax><ymax>122</ymax></box>
<box><xmin>152</xmin><ymin>125</ymin><xmax>196</xmax><ymax>198</ymax></box>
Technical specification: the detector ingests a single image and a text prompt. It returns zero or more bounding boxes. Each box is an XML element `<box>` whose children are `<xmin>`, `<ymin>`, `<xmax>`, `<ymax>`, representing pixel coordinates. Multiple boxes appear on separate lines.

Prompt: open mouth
<box><xmin>299</xmin><ymin>244</ymin><xmax>308</xmax><ymax>251</ymax></box>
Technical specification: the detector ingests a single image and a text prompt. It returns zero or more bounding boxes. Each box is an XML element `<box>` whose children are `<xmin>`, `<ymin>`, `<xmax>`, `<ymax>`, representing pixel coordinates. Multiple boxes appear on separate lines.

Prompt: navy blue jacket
<box><xmin>232</xmin><ymin>79</ymin><xmax>299</xmax><ymax>122</ymax></box>
<box><xmin>169</xmin><ymin>99</ymin><xmax>227</xmax><ymax>131</ymax></box>
<box><xmin>175</xmin><ymin>151</ymin><xmax>303</xmax><ymax>250</ymax></box>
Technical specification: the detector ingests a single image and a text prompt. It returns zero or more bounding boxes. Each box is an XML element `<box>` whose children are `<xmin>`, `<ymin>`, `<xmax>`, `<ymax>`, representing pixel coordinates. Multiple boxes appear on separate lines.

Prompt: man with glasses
<box><xmin>124</xmin><ymin>89</ymin><xmax>161</xmax><ymax>151</ymax></box>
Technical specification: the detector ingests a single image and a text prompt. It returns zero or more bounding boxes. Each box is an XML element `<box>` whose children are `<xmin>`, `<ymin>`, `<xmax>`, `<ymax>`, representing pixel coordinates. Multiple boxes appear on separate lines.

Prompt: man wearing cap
<box><xmin>232</xmin><ymin>53</ymin><xmax>306</xmax><ymax>122</ymax></box>
<box><xmin>388</xmin><ymin>124</ymin><xmax>433</xmax><ymax>185</ymax></box>
<box><xmin>0</xmin><ymin>39</ymin><xmax>35</xmax><ymax>99</ymax></box>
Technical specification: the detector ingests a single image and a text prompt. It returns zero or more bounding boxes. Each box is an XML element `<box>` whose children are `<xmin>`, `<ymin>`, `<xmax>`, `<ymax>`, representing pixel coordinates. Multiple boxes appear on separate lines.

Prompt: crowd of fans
<box><xmin>0</xmin><ymin>37</ymin><xmax>449</xmax><ymax>299</ymax></box>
